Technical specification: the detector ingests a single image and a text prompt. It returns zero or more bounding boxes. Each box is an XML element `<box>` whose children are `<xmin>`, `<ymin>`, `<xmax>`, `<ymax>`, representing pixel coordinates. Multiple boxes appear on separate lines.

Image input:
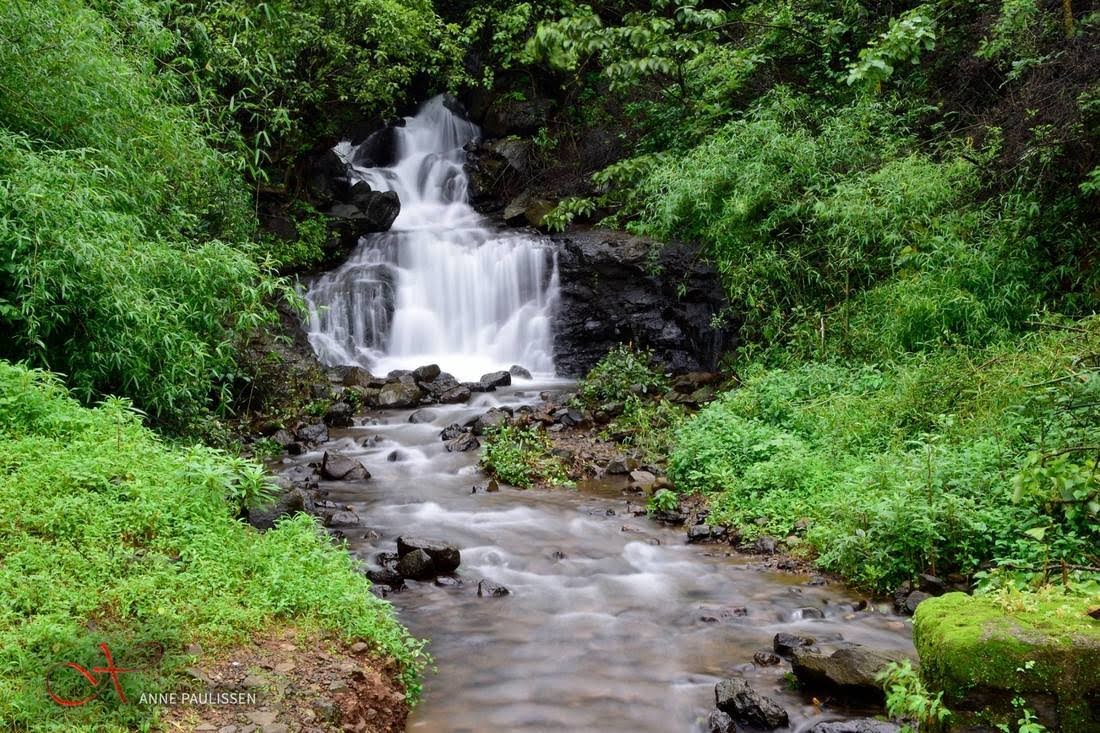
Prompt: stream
<box><xmin>297</xmin><ymin>97</ymin><xmax>915</xmax><ymax>732</ymax></box>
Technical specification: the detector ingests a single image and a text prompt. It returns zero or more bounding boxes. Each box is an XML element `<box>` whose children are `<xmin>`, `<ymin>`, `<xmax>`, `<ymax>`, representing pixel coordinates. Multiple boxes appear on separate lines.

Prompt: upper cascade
<box><xmin>305</xmin><ymin>96</ymin><xmax>559</xmax><ymax>382</ymax></box>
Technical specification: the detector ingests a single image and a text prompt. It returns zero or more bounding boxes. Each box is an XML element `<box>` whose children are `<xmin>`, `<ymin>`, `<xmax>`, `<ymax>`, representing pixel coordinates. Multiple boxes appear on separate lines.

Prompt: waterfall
<box><xmin>305</xmin><ymin>96</ymin><xmax>559</xmax><ymax>382</ymax></box>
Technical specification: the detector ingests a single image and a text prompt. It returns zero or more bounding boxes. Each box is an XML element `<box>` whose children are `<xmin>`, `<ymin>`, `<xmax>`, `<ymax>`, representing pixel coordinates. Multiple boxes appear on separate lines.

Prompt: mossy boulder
<box><xmin>913</xmin><ymin>592</ymin><xmax>1100</xmax><ymax>732</ymax></box>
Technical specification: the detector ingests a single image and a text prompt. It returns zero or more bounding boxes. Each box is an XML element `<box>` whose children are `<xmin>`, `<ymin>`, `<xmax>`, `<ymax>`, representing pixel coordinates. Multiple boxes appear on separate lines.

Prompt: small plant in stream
<box><xmin>878</xmin><ymin>660</ymin><xmax>951</xmax><ymax>732</ymax></box>
<box><xmin>578</xmin><ymin>345</ymin><xmax>668</xmax><ymax>406</ymax></box>
<box><xmin>647</xmin><ymin>489</ymin><xmax>679</xmax><ymax>514</ymax></box>
<box><xmin>482</xmin><ymin>424</ymin><xmax>572</xmax><ymax>489</ymax></box>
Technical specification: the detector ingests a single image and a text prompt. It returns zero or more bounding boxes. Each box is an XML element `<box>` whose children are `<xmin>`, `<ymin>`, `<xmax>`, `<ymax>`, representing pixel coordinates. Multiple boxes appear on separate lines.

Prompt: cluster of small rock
<box><xmin>707</xmin><ymin>632</ymin><xmax>910</xmax><ymax>733</ymax></box>
<box><xmin>365</xmin><ymin>536</ymin><xmax>509</xmax><ymax>599</ymax></box>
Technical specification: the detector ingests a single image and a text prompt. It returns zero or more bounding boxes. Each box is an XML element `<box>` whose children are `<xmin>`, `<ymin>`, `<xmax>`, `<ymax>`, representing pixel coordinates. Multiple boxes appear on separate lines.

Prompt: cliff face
<box><xmin>551</xmin><ymin>229</ymin><xmax>735</xmax><ymax>376</ymax></box>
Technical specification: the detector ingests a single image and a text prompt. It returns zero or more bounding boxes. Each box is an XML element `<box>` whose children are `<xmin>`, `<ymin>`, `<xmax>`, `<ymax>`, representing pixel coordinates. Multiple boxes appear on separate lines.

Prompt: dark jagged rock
<box><xmin>482</xmin><ymin>97</ymin><xmax>554</xmax><ymax>138</ymax></box>
<box><xmin>477</xmin><ymin>580</ymin><xmax>511</xmax><ymax>597</ymax></box>
<box><xmin>509</xmin><ymin>364</ymin><xmax>533</xmax><ymax>379</ymax></box>
<box><xmin>707</xmin><ymin>710</ymin><xmax>735</xmax><ymax>733</ymax></box>
<box><xmin>714</xmin><ymin>678</ymin><xmax>789</xmax><ymax>730</ymax></box>
<box><xmin>552</xmin><ymin>230</ymin><xmax>734</xmax><ymax>376</ymax></box>
<box><xmin>296</xmin><ymin>421</ymin><xmax>329</xmax><ymax>445</ymax></box>
<box><xmin>324</xmin><ymin>510</ymin><xmax>359</xmax><ymax>527</ymax></box>
<box><xmin>480</xmin><ymin>371</ymin><xmax>512</xmax><ymax>388</ymax></box>
<box><xmin>440</xmin><ymin>423</ymin><xmax>466</xmax><ymax>441</ymax></box>
<box><xmin>247</xmin><ymin>487</ymin><xmax>313</xmax><ymax>531</ymax></box>
<box><xmin>445</xmin><ymin>432</ymin><xmax>480</xmax><ymax>452</ymax></box>
<box><xmin>408</xmin><ymin>408</ymin><xmax>437</xmax><ymax>424</ymax></box>
<box><xmin>469</xmin><ymin>407</ymin><xmax>510</xmax><ymax>435</ymax></box>
<box><xmin>365</xmin><ymin>566</ymin><xmax>404</xmax><ymax>591</ymax></box>
<box><xmin>377</xmin><ymin>380</ymin><xmax>422</xmax><ymax>408</ymax></box>
<box><xmin>438</xmin><ymin>384</ymin><xmax>472</xmax><ymax>403</ymax></box>
<box><xmin>774</xmin><ymin>632</ymin><xmax>817</xmax><ymax>657</ymax></box>
<box><xmin>320</xmin><ymin>452</ymin><xmax>369</xmax><ymax>481</ymax></box>
<box><xmin>753</xmin><ymin>651</ymin><xmax>782</xmax><ymax>667</ymax></box>
<box><xmin>323</xmin><ymin>401</ymin><xmax>354</xmax><ymax>427</ymax></box>
<box><xmin>396</xmin><ymin>537</ymin><xmax>461</xmax><ymax>573</ymax></box>
<box><xmin>412</xmin><ymin>364</ymin><xmax>441</xmax><ymax>382</ymax></box>
<box><xmin>791</xmin><ymin>645</ymin><xmax>910</xmax><ymax>701</ymax></box>
<box><xmin>396</xmin><ymin>548</ymin><xmax>435</xmax><ymax>580</ymax></box>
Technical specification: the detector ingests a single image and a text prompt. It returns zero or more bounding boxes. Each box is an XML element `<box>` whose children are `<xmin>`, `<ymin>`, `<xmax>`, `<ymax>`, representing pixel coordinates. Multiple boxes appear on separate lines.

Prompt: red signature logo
<box><xmin>46</xmin><ymin>641</ymin><xmax>163</xmax><ymax>707</ymax></box>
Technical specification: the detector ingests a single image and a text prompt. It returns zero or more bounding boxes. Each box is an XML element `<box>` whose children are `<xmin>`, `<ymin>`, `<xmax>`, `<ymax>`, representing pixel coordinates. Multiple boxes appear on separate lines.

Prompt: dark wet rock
<box><xmin>269</xmin><ymin>429</ymin><xmax>295</xmax><ymax>448</ymax></box>
<box><xmin>412</xmin><ymin>364</ymin><xmax>441</xmax><ymax>382</ymax></box>
<box><xmin>477</xmin><ymin>579</ymin><xmax>511</xmax><ymax>597</ymax></box>
<box><xmin>365</xmin><ymin>566</ymin><xmax>404</xmax><ymax>590</ymax></box>
<box><xmin>793</xmin><ymin>606</ymin><xmax>826</xmax><ymax>620</ymax></box>
<box><xmin>486</xmin><ymin>479</ymin><xmax>499</xmax><ymax>492</ymax></box>
<box><xmin>326</xmin><ymin>188</ymin><xmax>400</xmax><ymax>234</ymax></box>
<box><xmin>466</xmin><ymin>138</ymin><xmax>533</xmax><ymax>213</ymax></box>
<box><xmin>323</xmin><ymin>401</ymin><xmax>354</xmax><ymax>427</ymax></box>
<box><xmin>296</xmin><ymin>421</ymin><xmax>329</xmax><ymax>445</ymax></box>
<box><xmin>651</xmin><ymin>509</ymin><xmax>687</xmax><ymax>525</ymax></box>
<box><xmin>408</xmin><ymin>408</ymin><xmax>437</xmax><ymax>424</ymax></box>
<box><xmin>807</xmin><ymin>719</ymin><xmax>901</xmax><ymax>733</ymax></box>
<box><xmin>753</xmin><ymin>651</ymin><xmax>782</xmax><ymax>667</ymax></box>
<box><xmin>605</xmin><ymin>456</ymin><xmax>634</xmax><ymax>475</ymax></box>
<box><xmin>508</xmin><ymin>364</ymin><xmax>533</xmax><ymax>379</ymax></box>
<box><xmin>438</xmin><ymin>384</ymin><xmax>472</xmax><ymax>403</ymax></box>
<box><xmin>791</xmin><ymin>645</ymin><xmax>910</xmax><ymax>701</ymax></box>
<box><xmin>396</xmin><ymin>548</ymin><xmax>435</xmax><ymax>580</ymax></box>
<box><xmin>628</xmin><ymin>469</ymin><xmax>657</xmax><ymax>488</ymax></box>
<box><xmin>550</xmin><ymin>447</ymin><xmax>575</xmax><ymax>461</ymax></box>
<box><xmin>714</xmin><ymin>678</ymin><xmax>789</xmax><ymax>730</ymax></box>
<box><xmin>754</xmin><ymin>536</ymin><xmax>779</xmax><ymax>555</ymax></box>
<box><xmin>440</xmin><ymin>423</ymin><xmax>466</xmax><ymax>441</ymax></box>
<box><xmin>687</xmin><ymin>525</ymin><xmax>715</xmax><ymax>544</ymax></box>
<box><xmin>480</xmin><ymin>370</ymin><xmax>512</xmax><ymax>388</ymax></box>
<box><xmin>707</xmin><ymin>710</ymin><xmax>735</xmax><ymax>733</ymax></box>
<box><xmin>321</xmin><ymin>452</ymin><xmax>369</xmax><ymax>481</ymax></box>
<box><xmin>396</xmin><ymin>536</ymin><xmax>462</xmax><ymax>573</ymax></box>
<box><xmin>325</xmin><ymin>510</ymin><xmax>359</xmax><ymax>527</ymax></box>
<box><xmin>434</xmin><ymin>576</ymin><xmax>462</xmax><ymax>588</ymax></box>
<box><xmin>903</xmin><ymin>591</ymin><xmax>932</xmax><ymax>615</ymax></box>
<box><xmin>377</xmin><ymin>381</ymin><xmax>423</xmax><ymax>408</ymax></box>
<box><xmin>418</xmin><ymin>371</ymin><xmax>458</xmax><ymax>394</ymax></box>
<box><xmin>552</xmin><ymin>230</ymin><xmax>733</xmax><ymax>376</ymax></box>
<box><xmin>386</xmin><ymin>450</ymin><xmax>404</xmax><ymax>462</ymax></box>
<box><xmin>504</xmin><ymin>191</ymin><xmax>555</xmax><ymax>229</ymax></box>
<box><xmin>246</xmin><ymin>487</ymin><xmax>313</xmax><ymax>531</ymax></box>
<box><xmin>470</xmin><ymin>407</ymin><xmax>510</xmax><ymax>435</ymax></box>
<box><xmin>445</xmin><ymin>432</ymin><xmax>480</xmax><ymax>452</ymax></box>
<box><xmin>774</xmin><ymin>632</ymin><xmax>817</xmax><ymax>657</ymax></box>
<box><xmin>465</xmin><ymin>380</ymin><xmax>496</xmax><ymax>393</ymax></box>
<box><xmin>386</xmin><ymin>369</ymin><xmax>412</xmax><ymax>379</ymax></box>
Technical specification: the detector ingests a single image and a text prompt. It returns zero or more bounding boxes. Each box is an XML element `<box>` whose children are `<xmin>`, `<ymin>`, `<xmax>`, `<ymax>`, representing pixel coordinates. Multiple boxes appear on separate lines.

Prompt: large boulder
<box><xmin>396</xmin><ymin>537</ymin><xmax>461</xmax><ymax>573</ymax></box>
<box><xmin>320</xmin><ymin>452</ymin><xmax>370</xmax><ymax>481</ymax></box>
<box><xmin>914</xmin><ymin>592</ymin><xmax>1100</xmax><ymax>732</ymax></box>
<box><xmin>807</xmin><ymin>721</ymin><xmax>900</xmax><ymax>733</ymax></box>
<box><xmin>714</xmin><ymin>678</ymin><xmax>789</xmax><ymax>730</ymax></box>
<box><xmin>378</xmin><ymin>380</ymin><xmax>423</xmax><ymax>408</ymax></box>
<box><xmin>552</xmin><ymin>230</ymin><xmax>734</xmax><ymax>376</ymax></box>
<box><xmin>791</xmin><ymin>645</ymin><xmax>910</xmax><ymax>702</ymax></box>
<box><xmin>469</xmin><ymin>407</ymin><xmax>510</xmax><ymax>436</ymax></box>
<box><xmin>396</xmin><ymin>549</ymin><xmax>435</xmax><ymax>580</ymax></box>
<box><xmin>480</xmin><ymin>371</ymin><xmax>512</xmax><ymax>388</ymax></box>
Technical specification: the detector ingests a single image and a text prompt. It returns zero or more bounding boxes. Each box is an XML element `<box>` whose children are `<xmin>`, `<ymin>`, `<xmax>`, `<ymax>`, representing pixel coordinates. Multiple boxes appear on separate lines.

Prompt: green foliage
<box><xmin>879</xmin><ymin>659</ymin><xmax>952</xmax><ymax>732</ymax></box>
<box><xmin>577</xmin><ymin>344</ymin><xmax>668</xmax><ymax>406</ymax></box>
<box><xmin>647</xmin><ymin>488</ymin><xmax>679</xmax><ymax>514</ymax></box>
<box><xmin>543</xmin><ymin>196</ymin><xmax>597</xmax><ymax>232</ymax></box>
<box><xmin>481</xmin><ymin>423</ymin><xmax>572</xmax><ymax>489</ymax></box>
<box><xmin>0</xmin><ymin>362</ymin><xmax>425</xmax><ymax>729</ymax></box>
<box><xmin>604</xmin><ymin>395</ymin><xmax>684</xmax><ymax>465</ymax></box>
<box><xmin>669</xmin><ymin>322</ymin><xmax>1100</xmax><ymax>591</ymax></box>
<box><xmin>846</xmin><ymin>7</ymin><xmax>937</xmax><ymax>87</ymax></box>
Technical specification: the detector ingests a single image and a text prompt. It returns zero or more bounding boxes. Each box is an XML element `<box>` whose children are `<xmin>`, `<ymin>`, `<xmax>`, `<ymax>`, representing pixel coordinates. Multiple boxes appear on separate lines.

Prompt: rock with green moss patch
<box><xmin>914</xmin><ymin>592</ymin><xmax>1100</xmax><ymax>732</ymax></box>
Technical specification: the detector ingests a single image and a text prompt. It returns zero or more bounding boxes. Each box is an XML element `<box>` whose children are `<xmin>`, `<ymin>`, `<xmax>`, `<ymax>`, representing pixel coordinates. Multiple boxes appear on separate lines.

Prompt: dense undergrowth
<box><xmin>0</xmin><ymin>362</ymin><xmax>425</xmax><ymax>730</ymax></box>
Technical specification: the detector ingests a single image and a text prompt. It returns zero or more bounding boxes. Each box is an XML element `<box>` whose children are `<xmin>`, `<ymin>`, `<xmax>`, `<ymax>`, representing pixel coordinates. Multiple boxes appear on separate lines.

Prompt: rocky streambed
<box><xmin>251</xmin><ymin>374</ymin><xmax>917</xmax><ymax>733</ymax></box>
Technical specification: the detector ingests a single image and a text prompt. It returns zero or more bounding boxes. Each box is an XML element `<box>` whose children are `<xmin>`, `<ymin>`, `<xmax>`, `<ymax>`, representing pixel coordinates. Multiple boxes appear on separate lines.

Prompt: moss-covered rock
<box><xmin>913</xmin><ymin>592</ymin><xmax>1100</xmax><ymax>732</ymax></box>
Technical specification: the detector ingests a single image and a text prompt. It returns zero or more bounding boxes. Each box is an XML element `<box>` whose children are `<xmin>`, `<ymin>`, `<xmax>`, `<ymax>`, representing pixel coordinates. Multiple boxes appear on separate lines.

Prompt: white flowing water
<box><xmin>305</xmin><ymin>97</ymin><xmax>558</xmax><ymax>382</ymax></box>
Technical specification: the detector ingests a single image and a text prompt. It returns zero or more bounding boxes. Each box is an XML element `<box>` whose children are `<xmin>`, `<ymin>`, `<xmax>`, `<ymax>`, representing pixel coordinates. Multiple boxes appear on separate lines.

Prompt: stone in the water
<box><xmin>378</xmin><ymin>381</ymin><xmax>422</xmax><ymax>408</ymax></box>
<box><xmin>365</xmin><ymin>567</ymin><xmax>404</xmax><ymax>590</ymax></box>
<box><xmin>325</xmin><ymin>510</ymin><xmax>359</xmax><ymax>527</ymax></box>
<box><xmin>438</xmin><ymin>384</ymin><xmax>472</xmax><ymax>403</ymax></box>
<box><xmin>791</xmin><ymin>645</ymin><xmax>910</xmax><ymax>701</ymax></box>
<box><xmin>707</xmin><ymin>709</ymin><xmax>735</xmax><ymax>733</ymax></box>
<box><xmin>792</xmin><ymin>606</ymin><xmax>826</xmax><ymax>620</ymax></box>
<box><xmin>412</xmin><ymin>364</ymin><xmax>441</xmax><ymax>382</ymax></box>
<box><xmin>753</xmin><ymin>651</ymin><xmax>782</xmax><ymax>666</ymax></box>
<box><xmin>321</xmin><ymin>452</ymin><xmax>369</xmax><ymax>481</ymax></box>
<box><xmin>386</xmin><ymin>450</ymin><xmax>404</xmax><ymax>462</ymax></box>
<box><xmin>470</xmin><ymin>408</ymin><xmax>509</xmax><ymax>435</ymax></box>
<box><xmin>396</xmin><ymin>537</ymin><xmax>461</xmax><ymax>573</ymax></box>
<box><xmin>480</xmin><ymin>370</ymin><xmax>511</xmax><ymax>388</ymax></box>
<box><xmin>477</xmin><ymin>580</ymin><xmax>510</xmax><ymax>597</ymax></box>
<box><xmin>396</xmin><ymin>549</ymin><xmax>435</xmax><ymax>580</ymax></box>
<box><xmin>807</xmin><ymin>721</ymin><xmax>900</xmax><ymax>733</ymax></box>
<box><xmin>323</xmin><ymin>401</ymin><xmax>354</xmax><ymax>427</ymax></box>
<box><xmin>434</xmin><ymin>576</ymin><xmax>462</xmax><ymax>588</ymax></box>
<box><xmin>445</xmin><ymin>432</ymin><xmax>480</xmax><ymax>452</ymax></box>
<box><xmin>687</xmin><ymin>524</ymin><xmax>714</xmax><ymax>543</ymax></box>
<box><xmin>754</xmin><ymin>535</ymin><xmax>779</xmax><ymax>554</ymax></box>
<box><xmin>486</xmin><ymin>479</ymin><xmax>499</xmax><ymax>492</ymax></box>
<box><xmin>903</xmin><ymin>590</ymin><xmax>932</xmax><ymax>615</ymax></box>
<box><xmin>714</xmin><ymin>678</ymin><xmax>789</xmax><ymax>730</ymax></box>
<box><xmin>605</xmin><ymin>456</ymin><xmax>631</xmax><ymax>474</ymax></box>
<box><xmin>508</xmin><ymin>364</ymin><xmax>533</xmax><ymax>379</ymax></box>
<box><xmin>439</xmin><ymin>423</ymin><xmax>465</xmax><ymax>441</ymax></box>
<box><xmin>408</xmin><ymin>408</ymin><xmax>437</xmax><ymax>424</ymax></box>
<box><xmin>773</xmin><ymin>632</ymin><xmax>817</xmax><ymax>656</ymax></box>
<box><xmin>296</xmin><ymin>422</ymin><xmax>329</xmax><ymax>445</ymax></box>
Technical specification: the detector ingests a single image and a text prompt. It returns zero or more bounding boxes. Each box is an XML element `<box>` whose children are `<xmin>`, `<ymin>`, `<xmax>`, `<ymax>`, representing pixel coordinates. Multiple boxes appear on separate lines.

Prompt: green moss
<box><xmin>914</xmin><ymin>592</ymin><xmax>1100</xmax><ymax>731</ymax></box>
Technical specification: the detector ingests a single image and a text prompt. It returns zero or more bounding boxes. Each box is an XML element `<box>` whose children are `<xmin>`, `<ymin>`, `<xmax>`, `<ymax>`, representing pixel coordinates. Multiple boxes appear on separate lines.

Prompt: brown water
<box><xmin>282</xmin><ymin>381</ymin><xmax>913</xmax><ymax>732</ymax></box>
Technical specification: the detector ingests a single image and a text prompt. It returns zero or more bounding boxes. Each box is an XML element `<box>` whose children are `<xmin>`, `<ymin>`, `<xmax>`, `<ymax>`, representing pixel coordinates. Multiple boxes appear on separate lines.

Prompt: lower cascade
<box><xmin>305</xmin><ymin>96</ymin><xmax>559</xmax><ymax>382</ymax></box>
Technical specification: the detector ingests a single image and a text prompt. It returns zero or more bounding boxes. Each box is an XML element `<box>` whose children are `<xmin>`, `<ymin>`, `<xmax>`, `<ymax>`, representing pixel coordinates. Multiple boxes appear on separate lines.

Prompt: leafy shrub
<box><xmin>481</xmin><ymin>423</ymin><xmax>572</xmax><ymax>489</ymax></box>
<box><xmin>669</xmin><ymin>321</ymin><xmax>1100</xmax><ymax>591</ymax></box>
<box><xmin>0</xmin><ymin>362</ymin><xmax>425</xmax><ymax>728</ymax></box>
<box><xmin>604</xmin><ymin>395</ymin><xmax>685</xmax><ymax>465</ymax></box>
<box><xmin>577</xmin><ymin>345</ymin><xmax>668</xmax><ymax>406</ymax></box>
